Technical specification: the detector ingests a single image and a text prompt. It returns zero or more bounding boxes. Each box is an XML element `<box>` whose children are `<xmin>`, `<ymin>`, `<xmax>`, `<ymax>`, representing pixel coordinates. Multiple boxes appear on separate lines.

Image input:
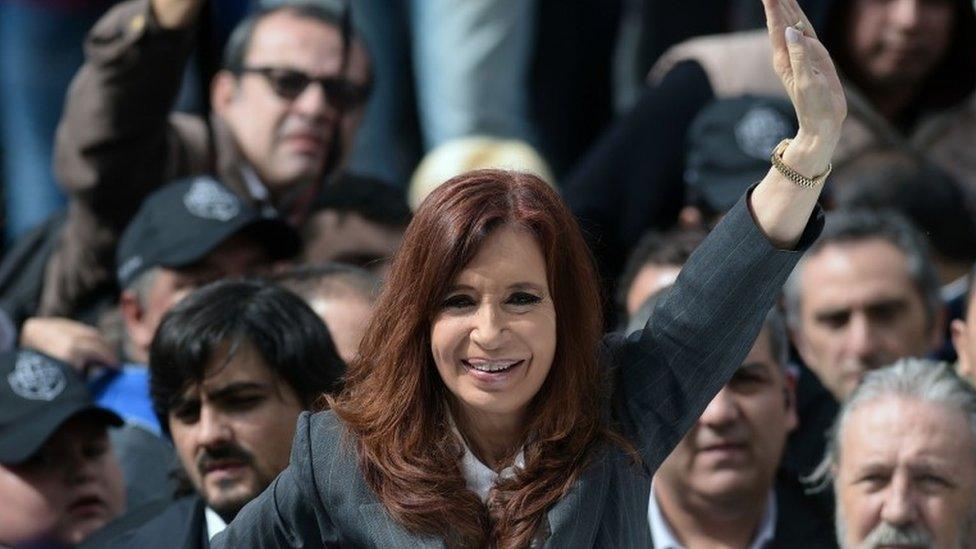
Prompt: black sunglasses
<box><xmin>238</xmin><ymin>66</ymin><xmax>370</xmax><ymax>110</ymax></box>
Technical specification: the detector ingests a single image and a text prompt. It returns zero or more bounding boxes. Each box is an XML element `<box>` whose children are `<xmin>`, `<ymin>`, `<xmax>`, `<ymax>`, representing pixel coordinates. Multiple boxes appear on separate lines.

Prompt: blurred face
<box><xmin>168</xmin><ymin>341</ymin><xmax>303</xmax><ymax>521</ymax></box>
<box><xmin>846</xmin><ymin>0</ymin><xmax>955</xmax><ymax>90</ymax></box>
<box><xmin>835</xmin><ymin>397</ymin><xmax>976</xmax><ymax>548</ymax></box>
<box><xmin>625</xmin><ymin>263</ymin><xmax>681</xmax><ymax>317</ymax></box>
<box><xmin>308</xmin><ymin>295</ymin><xmax>373</xmax><ymax>364</ymax></box>
<box><xmin>950</xmin><ymin>292</ymin><xmax>976</xmax><ymax>385</ymax></box>
<box><xmin>123</xmin><ymin>234</ymin><xmax>271</xmax><ymax>362</ymax></box>
<box><xmin>303</xmin><ymin>210</ymin><xmax>404</xmax><ymax>279</ymax></box>
<box><xmin>0</xmin><ymin>416</ymin><xmax>124</xmax><ymax>546</ymax></box>
<box><xmin>431</xmin><ymin>226</ymin><xmax>557</xmax><ymax>428</ymax></box>
<box><xmin>656</xmin><ymin>328</ymin><xmax>797</xmax><ymax>506</ymax></box>
<box><xmin>213</xmin><ymin>11</ymin><xmax>370</xmax><ymax>193</ymax></box>
<box><xmin>795</xmin><ymin>239</ymin><xmax>936</xmax><ymax>400</ymax></box>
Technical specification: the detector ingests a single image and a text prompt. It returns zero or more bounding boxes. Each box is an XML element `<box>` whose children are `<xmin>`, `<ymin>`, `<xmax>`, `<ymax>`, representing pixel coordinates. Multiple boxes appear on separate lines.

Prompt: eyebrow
<box><xmin>448</xmin><ymin>282</ymin><xmax>547</xmax><ymax>293</ymax></box>
<box><xmin>813</xmin><ymin>297</ymin><xmax>909</xmax><ymax>320</ymax></box>
<box><xmin>203</xmin><ymin>381</ymin><xmax>272</xmax><ymax>402</ymax></box>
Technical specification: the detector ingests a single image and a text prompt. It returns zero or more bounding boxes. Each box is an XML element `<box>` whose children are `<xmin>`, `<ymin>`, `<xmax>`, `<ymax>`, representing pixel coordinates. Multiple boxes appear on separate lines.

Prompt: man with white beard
<box><xmin>811</xmin><ymin>358</ymin><xmax>976</xmax><ymax>548</ymax></box>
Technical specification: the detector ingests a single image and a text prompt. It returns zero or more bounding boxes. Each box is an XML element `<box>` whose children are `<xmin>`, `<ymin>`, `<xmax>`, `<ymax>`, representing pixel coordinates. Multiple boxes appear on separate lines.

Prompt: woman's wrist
<box><xmin>781</xmin><ymin>130</ymin><xmax>837</xmax><ymax>179</ymax></box>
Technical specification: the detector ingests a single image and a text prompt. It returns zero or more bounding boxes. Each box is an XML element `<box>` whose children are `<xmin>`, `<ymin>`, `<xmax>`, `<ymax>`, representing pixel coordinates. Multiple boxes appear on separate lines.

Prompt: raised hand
<box><xmin>20</xmin><ymin>317</ymin><xmax>119</xmax><ymax>378</ymax></box>
<box><xmin>150</xmin><ymin>0</ymin><xmax>205</xmax><ymax>29</ymax></box>
<box><xmin>762</xmin><ymin>0</ymin><xmax>846</xmax><ymax>149</ymax></box>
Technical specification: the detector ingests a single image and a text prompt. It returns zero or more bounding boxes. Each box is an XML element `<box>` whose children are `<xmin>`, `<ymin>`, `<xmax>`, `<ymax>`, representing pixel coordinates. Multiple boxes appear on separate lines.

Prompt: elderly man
<box><xmin>0</xmin><ymin>350</ymin><xmax>126</xmax><ymax>546</ymax></box>
<box><xmin>782</xmin><ymin>209</ymin><xmax>943</xmax><ymax>477</ymax></box>
<box><xmin>648</xmin><ymin>304</ymin><xmax>835</xmax><ymax>547</ymax></box>
<box><xmin>813</xmin><ymin>359</ymin><xmax>976</xmax><ymax>547</ymax></box>
<box><xmin>88</xmin><ymin>280</ymin><xmax>344</xmax><ymax>548</ymax></box>
<box><xmin>41</xmin><ymin>0</ymin><xmax>371</xmax><ymax>321</ymax></box>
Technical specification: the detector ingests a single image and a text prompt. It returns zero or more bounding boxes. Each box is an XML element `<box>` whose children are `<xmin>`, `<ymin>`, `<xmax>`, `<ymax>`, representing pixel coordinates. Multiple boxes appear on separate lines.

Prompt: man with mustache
<box><xmin>38</xmin><ymin>0</ymin><xmax>372</xmax><ymax>322</ymax></box>
<box><xmin>812</xmin><ymin>359</ymin><xmax>976</xmax><ymax>548</ymax></box>
<box><xmin>782</xmin><ymin>209</ymin><xmax>943</xmax><ymax>476</ymax></box>
<box><xmin>90</xmin><ymin>280</ymin><xmax>344</xmax><ymax>548</ymax></box>
<box><xmin>649</xmin><ymin>306</ymin><xmax>836</xmax><ymax>547</ymax></box>
<box><xmin>0</xmin><ymin>350</ymin><xmax>126</xmax><ymax>547</ymax></box>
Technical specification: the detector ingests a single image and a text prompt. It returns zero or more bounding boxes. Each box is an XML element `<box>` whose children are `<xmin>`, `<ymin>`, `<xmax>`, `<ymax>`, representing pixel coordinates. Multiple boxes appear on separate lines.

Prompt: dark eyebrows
<box><xmin>206</xmin><ymin>381</ymin><xmax>272</xmax><ymax>402</ymax></box>
<box><xmin>446</xmin><ymin>282</ymin><xmax>547</xmax><ymax>293</ymax></box>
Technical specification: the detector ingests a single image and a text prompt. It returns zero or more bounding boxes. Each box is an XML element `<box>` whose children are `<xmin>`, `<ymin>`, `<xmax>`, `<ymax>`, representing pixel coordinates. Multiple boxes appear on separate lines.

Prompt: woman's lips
<box><xmin>462</xmin><ymin>359</ymin><xmax>525</xmax><ymax>385</ymax></box>
<box><xmin>68</xmin><ymin>495</ymin><xmax>106</xmax><ymax>517</ymax></box>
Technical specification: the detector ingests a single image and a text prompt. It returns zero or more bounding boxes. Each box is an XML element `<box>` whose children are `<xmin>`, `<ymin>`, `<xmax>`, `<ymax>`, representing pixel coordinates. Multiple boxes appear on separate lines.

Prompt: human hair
<box><xmin>275</xmin><ymin>262</ymin><xmax>380</xmax><ymax>304</ymax></box>
<box><xmin>832</xmin><ymin>152</ymin><xmax>976</xmax><ymax>264</ymax></box>
<box><xmin>783</xmin><ymin>209</ymin><xmax>942</xmax><ymax>331</ymax></box>
<box><xmin>149</xmin><ymin>279</ymin><xmax>345</xmax><ymax>435</ymax></box>
<box><xmin>808</xmin><ymin>358</ymin><xmax>976</xmax><ymax>490</ymax></box>
<box><xmin>329</xmin><ymin>169</ymin><xmax>613</xmax><ymax>547</ymax></box>
<box><xmin>124</xmin><ymin>267</ymin><xmax>160</xmax><ymax>308</ymax></box>
<box><xmin>616</xmin><ymin>227</ymin><xmax>707</xmax><ymax>313</ymax></box>
<box><xmin>223</xmin><ymin>3</ymin><xmax>343</xmax><ymax>72</ymax></box>
<box><xmin>306</xmin><ymin>172</ymin><xmax>412</xmax><ymax>232</ymax></box>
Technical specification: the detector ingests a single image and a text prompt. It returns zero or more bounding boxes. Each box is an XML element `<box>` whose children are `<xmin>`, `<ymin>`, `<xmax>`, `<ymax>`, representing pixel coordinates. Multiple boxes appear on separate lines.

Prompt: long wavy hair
<box><xmin>330</xmin><ymin>169</ymin><xmax>610</xmax><ymax>547</ymax></box>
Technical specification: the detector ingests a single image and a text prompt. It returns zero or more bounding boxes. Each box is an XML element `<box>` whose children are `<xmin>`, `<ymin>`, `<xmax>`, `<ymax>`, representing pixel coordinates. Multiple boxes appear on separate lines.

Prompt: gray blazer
<box><xmin>213</xmin><ymin>195</ymin><xmax>822</xmax><ymax>548</ymax></box>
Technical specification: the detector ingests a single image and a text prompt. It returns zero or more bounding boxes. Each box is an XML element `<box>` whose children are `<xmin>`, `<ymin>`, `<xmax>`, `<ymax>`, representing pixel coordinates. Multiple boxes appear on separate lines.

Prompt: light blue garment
<box><xmin>89</xmin><ymin>364</ymin><xmax>161</xmax><ymax>435</ymax></box>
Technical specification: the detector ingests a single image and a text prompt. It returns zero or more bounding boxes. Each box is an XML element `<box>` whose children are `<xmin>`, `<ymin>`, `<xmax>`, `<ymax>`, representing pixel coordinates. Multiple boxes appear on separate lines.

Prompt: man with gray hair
<box><xmin>813</xmin><ymin>358</ymin><xmax>976</xmax><ymax>548</ymax></box>
<box><xmin>782</xmin><ymin>209</ymin><xmax>944</xmax><ymax>478</ymax></box>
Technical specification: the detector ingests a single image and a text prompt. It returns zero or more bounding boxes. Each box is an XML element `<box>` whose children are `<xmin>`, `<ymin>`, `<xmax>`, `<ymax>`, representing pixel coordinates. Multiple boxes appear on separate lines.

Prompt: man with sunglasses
<box><xmin>38</xmin><ymin>0</ymin><xmax>372</xmax><ymax>324</ymax></box>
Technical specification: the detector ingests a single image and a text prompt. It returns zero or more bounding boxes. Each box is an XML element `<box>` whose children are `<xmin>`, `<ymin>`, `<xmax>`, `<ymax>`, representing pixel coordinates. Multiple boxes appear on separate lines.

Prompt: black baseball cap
<box><xmin>116</xmin><ymin>176</ymin><xmax>301</xmax><ymax>287</ymax></box>
<box><xmin>685</xmin><ymin>96</ymin><xmax>798</xmax><ymax>215</ymax></box>
<box><xmin>0</xmin><ymin>350</ymin><xmax>123</xmax><ymax>465</ymax></box>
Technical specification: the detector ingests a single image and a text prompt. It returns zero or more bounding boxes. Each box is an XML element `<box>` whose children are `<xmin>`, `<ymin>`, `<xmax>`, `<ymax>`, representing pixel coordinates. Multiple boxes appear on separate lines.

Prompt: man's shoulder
<box><xmin>83</xmin><ymin>496</ymin><xmax>206</xmax><ymax>549</ymax></box>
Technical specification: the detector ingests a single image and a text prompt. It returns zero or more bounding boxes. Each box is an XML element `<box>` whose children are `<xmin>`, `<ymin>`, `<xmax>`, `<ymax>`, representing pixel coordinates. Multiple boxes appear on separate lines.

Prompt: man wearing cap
<box><xmin>38</xmin><ymin>0</ymin><xmax>371</xmax><ymax>323</ymax></box>
<box><xmin>22</xmin><ymin>176</ymin><xmax>299</xmax><ymax>375</ymax></box>
<box><xmin>0</xmin><ymin>349</ymin><xmax>126</xmax><ymax>547</ymax></box>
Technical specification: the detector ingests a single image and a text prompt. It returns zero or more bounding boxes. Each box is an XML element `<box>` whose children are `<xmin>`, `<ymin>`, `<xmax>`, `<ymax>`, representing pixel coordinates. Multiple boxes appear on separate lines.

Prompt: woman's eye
<box><xmin>508</xmin><ymin>292</ymin><xmax>542</xmax><ymax>306</ymax></box>
<box><xmin>443</xmin><ymin>295</ymin><xmax>475</xmax><ymax>309</ymax></box>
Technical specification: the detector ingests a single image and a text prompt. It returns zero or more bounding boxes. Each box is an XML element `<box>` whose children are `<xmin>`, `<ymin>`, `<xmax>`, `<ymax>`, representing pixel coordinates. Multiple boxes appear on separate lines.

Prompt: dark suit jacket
<box><xmin>214</xmin><ymin>195</ymin><xmax>824</xmax><ymax>548</ymax></box>
<box><xmin>87</xmin><ymin>496</ymin><xmax>209</xmax><ymax>549</ymax></box>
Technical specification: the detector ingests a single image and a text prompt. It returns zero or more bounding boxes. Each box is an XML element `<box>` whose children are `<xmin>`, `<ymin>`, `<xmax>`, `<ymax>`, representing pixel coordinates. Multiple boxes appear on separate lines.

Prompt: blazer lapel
<box><xmin>543</xmin><ymin>453</ymin><xmax>611</xmax><ymax>548</ymax></box>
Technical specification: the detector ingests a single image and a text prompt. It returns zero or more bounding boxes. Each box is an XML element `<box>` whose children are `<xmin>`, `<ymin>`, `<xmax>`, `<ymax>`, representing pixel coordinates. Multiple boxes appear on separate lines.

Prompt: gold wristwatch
<box><xmin>770</xmin><ymin>138</ymin><xmax>832</xmax><ymax>189</ymax></box>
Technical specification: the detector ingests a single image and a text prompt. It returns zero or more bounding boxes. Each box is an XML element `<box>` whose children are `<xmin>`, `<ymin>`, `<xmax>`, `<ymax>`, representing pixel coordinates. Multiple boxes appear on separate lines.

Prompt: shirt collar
<box><xmin>205</xmin><ymin>506</ymin><xmax>228</xmax><ymax>541</ymax></box>
<box><xmin>648</xmin><ymin>482</ymin><xmax>778</xmax><ymax>549</ymax></box>
<box><xmin>448</xmin><ymin>412</ymin><xmax>525</xmax><ymax>503</ymax></box>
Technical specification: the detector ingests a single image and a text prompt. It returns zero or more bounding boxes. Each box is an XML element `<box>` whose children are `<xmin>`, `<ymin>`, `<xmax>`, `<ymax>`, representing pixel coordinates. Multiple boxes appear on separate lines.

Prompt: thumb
<box><xmin>785</xmin><ymin>27</ymin><xmax>807</xmax><ymax>73</ymax></box>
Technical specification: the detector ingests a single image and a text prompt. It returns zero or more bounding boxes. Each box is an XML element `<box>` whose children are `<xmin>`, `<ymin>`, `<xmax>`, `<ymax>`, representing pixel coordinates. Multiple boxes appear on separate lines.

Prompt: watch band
<box><xmin>770</xmin><ymin>139</ymin><xmax>832</xmax><ymax>189</ymax></box>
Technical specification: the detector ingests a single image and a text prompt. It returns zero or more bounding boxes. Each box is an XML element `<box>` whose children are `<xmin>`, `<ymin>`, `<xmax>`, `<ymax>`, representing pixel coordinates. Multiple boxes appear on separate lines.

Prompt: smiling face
<box><xmin>0</xmin><ymin>415</ymin><xmax>124</xmax><ymax>546</ymax></box>
<box><xmin>167</xmin><ymin>340</ymin><xmax>303</xmax><ymax>521</ymax></box>
<box><xmin>430</xmin><ymin>225</ymin><xmax>557</xmax><ymax>428</ymax></box>
<box><xmin>655</xmin><ymin>328</ymin><xmax>797</xmax><ymax>507</ymax></box>
<box><xmin>835</xmin><ymin>396</ymin><xmax>976</xmax><ymax>548</ymax></box>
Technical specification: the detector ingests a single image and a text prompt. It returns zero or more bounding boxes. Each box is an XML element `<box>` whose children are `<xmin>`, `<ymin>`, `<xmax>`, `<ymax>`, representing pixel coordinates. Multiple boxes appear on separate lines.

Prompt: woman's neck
<box><xmin>455</xmin><ymin>406</ymin><xmax>526</xmax><ymax>471</ymax></box>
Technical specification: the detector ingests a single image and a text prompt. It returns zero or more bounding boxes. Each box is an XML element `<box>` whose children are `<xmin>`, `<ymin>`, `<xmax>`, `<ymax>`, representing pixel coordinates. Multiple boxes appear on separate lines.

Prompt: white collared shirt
<box><xmin>205</xmin><ymin>506</ymin><xmax>228</xmax><ymax>541</ymax></box>
<box><xmin>648</xmin><ymin>483</ymin><xmax>777</xmax><ymax>549</ymax></box>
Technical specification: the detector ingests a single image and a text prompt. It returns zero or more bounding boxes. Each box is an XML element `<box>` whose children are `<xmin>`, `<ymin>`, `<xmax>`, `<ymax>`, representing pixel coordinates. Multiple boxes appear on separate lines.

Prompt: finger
<box><xmin>779</xmin><ymin>0</ymin><xmax>818</xmax><ymax>40</ymax></box>
<box><xmin>785</xmin><ymin>26</ymin><xmax>809</xmax><ymax>77</ymax></box>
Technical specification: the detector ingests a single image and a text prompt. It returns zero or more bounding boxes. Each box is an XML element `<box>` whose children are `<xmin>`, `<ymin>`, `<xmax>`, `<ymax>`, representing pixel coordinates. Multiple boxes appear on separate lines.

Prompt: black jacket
<box><xmin>83</xmin><ymin>496</ymin><xmax>209</xmax><ymax>549</ymax></box>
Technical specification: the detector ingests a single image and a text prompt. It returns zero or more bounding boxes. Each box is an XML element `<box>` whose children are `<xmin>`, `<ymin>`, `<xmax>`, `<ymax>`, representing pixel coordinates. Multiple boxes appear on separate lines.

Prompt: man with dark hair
<box><xmin>617</xmin><ymin>227</ymin><xmax>706</xmax><ymax>321</ymax></box>
<box><xmin>93</xmin><ymin>279</ymin><xmax>344</xmax><ymax>548</ymax></box>
<box><xmin>41</xmin><ymin>0</ymin><xmax>372</xmax><ymax>321</ymax></box>
<box><xmin>302</xmin><ymin>172</ymin><xmax>411</xmax><ymax>278</ymax></box>
<box><xmin>276</xmin><ymin>262</ymin><xmax>380</xmax><ymax>364</ymax></box>
<box><xmin>0</xmin><ymin>349</ymin><xmax>126</xmax><ymax>547</ymax></box>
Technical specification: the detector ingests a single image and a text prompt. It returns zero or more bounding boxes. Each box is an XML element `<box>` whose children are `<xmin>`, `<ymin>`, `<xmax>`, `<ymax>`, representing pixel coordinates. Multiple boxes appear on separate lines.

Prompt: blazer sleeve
<box><xmin>212</xmin><ymin>412</ymin><xmax>341</xmax><ymax>548</ymax></box>
<box><xmin>605</xmin><ymin>189</ymin><xmax>823</xmax><ymax>473</ymax></box>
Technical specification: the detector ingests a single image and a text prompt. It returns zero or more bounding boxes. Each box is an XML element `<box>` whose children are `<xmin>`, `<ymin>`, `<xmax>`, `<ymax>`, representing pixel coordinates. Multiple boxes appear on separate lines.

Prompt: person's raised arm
<box><xmin>749</xmin><ymin>0</ymin><xmax>846</xmax><ymax>248</ymax></box>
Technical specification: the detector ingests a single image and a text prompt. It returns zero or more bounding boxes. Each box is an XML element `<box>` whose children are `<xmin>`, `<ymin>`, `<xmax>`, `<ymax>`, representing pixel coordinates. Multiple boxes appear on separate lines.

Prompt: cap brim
<box><xmin>0</xmin><ymin>404</ymin><xmax>123</xmax><ymax>465</ymax></box>
<box><xmin>156</xmin><ymin>215</ymin><xmax>300</xmax><ymax>271</ymax></box>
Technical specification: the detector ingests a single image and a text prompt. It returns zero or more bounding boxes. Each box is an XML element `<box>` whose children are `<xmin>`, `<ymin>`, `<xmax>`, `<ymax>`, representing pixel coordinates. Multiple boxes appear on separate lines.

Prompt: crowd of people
<box><xmin>2</xmin><ymin>0</ymin><xmax>976</xmax><ymax>547</ymax></box>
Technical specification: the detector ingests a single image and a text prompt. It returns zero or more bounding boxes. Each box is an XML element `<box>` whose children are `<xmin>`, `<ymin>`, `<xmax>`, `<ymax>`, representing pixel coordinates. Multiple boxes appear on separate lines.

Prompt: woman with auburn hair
<box><xmin>215</xmin><ymin>0</ymin><xmax>846</xmax><ymax>546</ymax></box>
